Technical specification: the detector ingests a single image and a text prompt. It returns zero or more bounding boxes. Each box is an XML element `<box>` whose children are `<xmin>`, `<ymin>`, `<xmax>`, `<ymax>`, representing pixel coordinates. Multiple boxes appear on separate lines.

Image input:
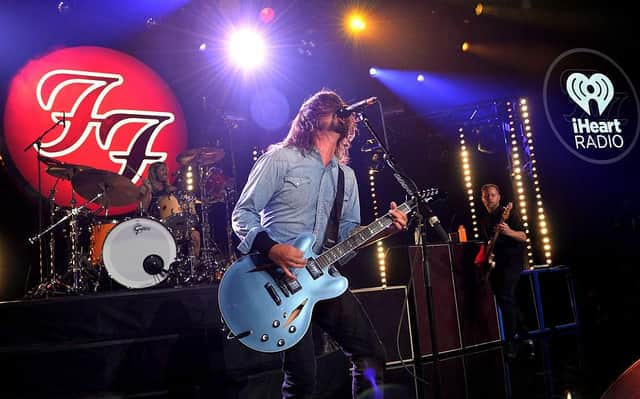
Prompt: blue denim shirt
<box><xmin>232</xmin><ymin>145</ymin><xmax>361</xmax><ymax>256</ymax></box>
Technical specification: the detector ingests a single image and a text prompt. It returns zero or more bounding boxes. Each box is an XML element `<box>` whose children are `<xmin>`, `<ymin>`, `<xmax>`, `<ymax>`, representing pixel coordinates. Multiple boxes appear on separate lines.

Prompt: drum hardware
<box><xmin>88</xmin><ymin>219</ymin><xmax>118</xmax><ymax>267</ymax></box>
<box><xmin>221</xmin><ymin>111</ymin><xmax>240</xmax><ymax>270</ymax></box>
<box><xmin>157</xmin><ymin>192</ymin><xmax>198</xmax><ymax>242</ymax></box>
<box><xmin>197</xmin><ymin>166</ymin><xmax>224</xmax><ymax>283</ymax></box>
<box><xmin>26</xmin><ymin>179</ymin><xmax>71</xmax><ymax>298</ymax></box>
<box><xmin>23</xmin><ymin>116</ymin><xmax>65</xmax><ymax>297</ymax></box>
<box><xmin>71</xmin><ymin>168</ymin><xmax>141</xmax><ymax>206</ymax></box>
<box><xmin>46</xmin><ymin>162</ymin><xmax>90</xmax><ymax>180</ymax></box>
<box><xmin>27</xmin><ymin>190</ymin><xmax>106</xmax><ymax>295</ymax></box>
<box><xmin>223</xmin><ymin>185</ymin><xmax>237</xmax><ymax>267</ymax></box>
<box><xmin>102</xmin><ymin>217</ymin><xmax>178</xmax><ymax>289</ymax></box>
<box><xmin>66</xmin><ymin>168</ymin><xmax>141</xmax><ymax>292</ymax></box>
<box><xmin>176</xmin><ymin>146</ymin><xmax>225</xmax><ymax>166</ymax></box>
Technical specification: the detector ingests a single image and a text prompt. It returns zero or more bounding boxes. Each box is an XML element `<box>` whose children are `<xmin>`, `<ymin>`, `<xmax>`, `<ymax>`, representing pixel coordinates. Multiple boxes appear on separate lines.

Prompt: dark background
<box><xmin>1</xmin><ymin>0</ymin><xmax>638</xmax><ymax>394</ymax></box>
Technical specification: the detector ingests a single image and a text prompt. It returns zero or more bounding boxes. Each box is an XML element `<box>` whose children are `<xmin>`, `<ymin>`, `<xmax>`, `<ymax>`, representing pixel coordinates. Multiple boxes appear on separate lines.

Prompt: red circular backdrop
<box><xmin>3</xmin><ymin>46</ymin><xmax>187</xmax><ymax>214</ymax></box>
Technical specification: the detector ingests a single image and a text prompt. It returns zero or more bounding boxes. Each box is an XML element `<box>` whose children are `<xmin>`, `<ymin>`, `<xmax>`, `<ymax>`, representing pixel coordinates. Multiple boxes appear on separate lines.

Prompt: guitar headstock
<box><xmin>404</xmin><ymin>188</ymin><xmax>442</xmax><ymax>208</ymax></box>
<box><xmin>421</xmin><ymin>187</ymin><xmax>444</xmax><ymax>203</ymax></box>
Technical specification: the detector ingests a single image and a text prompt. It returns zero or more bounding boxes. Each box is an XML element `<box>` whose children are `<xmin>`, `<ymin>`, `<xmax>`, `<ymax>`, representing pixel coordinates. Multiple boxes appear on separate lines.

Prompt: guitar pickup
<box><xmin>285</xmin><ymin>278</ymin><xmax>302</xmax><ymax>294</ymax></box>
<box><xmin>305</xmin><ymin>259</ymin><xmax>323</xmax><ymax>280</ymax></box>
<box><xmin>264</xmin><ymin>283</ymin><xmax>282</xmax><ymax>305</ymax></box>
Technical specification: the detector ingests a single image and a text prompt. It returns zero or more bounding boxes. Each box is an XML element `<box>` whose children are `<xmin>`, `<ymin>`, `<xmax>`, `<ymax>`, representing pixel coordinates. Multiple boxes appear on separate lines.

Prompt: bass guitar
<box><xmin>218</xmin><ymin>189</ymin><xmax>439</xmax><ymax>353</ymax></box>
<box><xmin>479</xmin><ymin>202</ymin><xmax>512</xmax><ymax>283</ymax></box>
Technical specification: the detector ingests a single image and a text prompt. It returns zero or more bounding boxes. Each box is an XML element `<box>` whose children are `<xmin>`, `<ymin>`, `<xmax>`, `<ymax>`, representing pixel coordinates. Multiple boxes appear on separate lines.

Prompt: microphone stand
<box><xmin>357</xmin><ymin>112</ymin><xmax>445</xmax><ymax>399</ymax></box>
<box><xmin>23</xmin><ymin>116</ymin><xmax>64</xmax><ymax>297</ymax></box>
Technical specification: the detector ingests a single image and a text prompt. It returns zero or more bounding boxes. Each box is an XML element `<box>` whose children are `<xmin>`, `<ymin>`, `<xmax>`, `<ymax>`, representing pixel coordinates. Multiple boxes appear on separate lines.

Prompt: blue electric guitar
<box><xmin>218</xmin><ymin>188</ymin><xmax>439</xmax><ymax>353</ymax></box>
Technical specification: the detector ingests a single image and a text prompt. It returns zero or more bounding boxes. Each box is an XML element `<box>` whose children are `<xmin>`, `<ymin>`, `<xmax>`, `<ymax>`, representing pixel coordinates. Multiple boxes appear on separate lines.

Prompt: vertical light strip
<box><xmin>368</xmin><ymin>168</ymin><xmax>387</xmax><ymax>287</ymax></box>
<box><xmin>186</xmin><ymin>165</ymin><xmax>194</xmax><ymax>191</ymax></box>
<box><xmin>458</xmin><ymin>128</ymin><xmax>479</xmax><ymax>239</ymax></box>
<box><xmin>519</xmin><ymin>98</ymin><xmax>552</xmax><ymax>266</ymax></box>
<box><xmin>505</xmin><ymin>101</ymin><xmax>534</xmax><ymax>266</ymax></box>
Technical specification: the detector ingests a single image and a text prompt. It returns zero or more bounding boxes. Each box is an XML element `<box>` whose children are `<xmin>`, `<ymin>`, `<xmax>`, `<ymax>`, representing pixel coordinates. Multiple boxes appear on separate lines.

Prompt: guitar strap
<box><xmin>322</xmin><ymin>166</ymin><xmax>344</xmax><ymax>250</ymax></box>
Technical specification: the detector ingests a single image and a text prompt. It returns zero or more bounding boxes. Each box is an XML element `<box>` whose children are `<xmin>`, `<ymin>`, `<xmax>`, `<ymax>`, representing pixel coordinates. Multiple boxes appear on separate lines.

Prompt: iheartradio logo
<box><xmin>543</xmin><ymin>48</ymin><xmax>639</xmax><ymax>165</ymax></box>
<box><xmin>3</xmin><ymin>46</ymin><xmax>187</xmax><ymax>213</ymax></box>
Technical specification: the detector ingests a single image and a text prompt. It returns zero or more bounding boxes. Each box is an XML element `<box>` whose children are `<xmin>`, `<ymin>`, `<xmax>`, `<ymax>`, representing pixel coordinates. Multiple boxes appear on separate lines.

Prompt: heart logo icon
<box><xmin>566</xmin><ymin>72</ymin><xmax>614</xmax><ymax>116</ymax></box>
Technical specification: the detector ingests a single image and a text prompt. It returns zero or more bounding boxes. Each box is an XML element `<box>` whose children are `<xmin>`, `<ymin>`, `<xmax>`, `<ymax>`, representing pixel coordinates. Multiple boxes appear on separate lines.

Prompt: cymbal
<box><xmin>46</xmin><ymin>163</ymin><xmax>90</xmax><ymax>180</ymax></box>
<box><xmin>176</xmin><ymin>147</ymin><xmax>225</xmax><ymax>165</ymax></box>
<box><xmin>71</xmin><ymin>168</ymin><xmax>140</xmax><ymax>206</ymax></box>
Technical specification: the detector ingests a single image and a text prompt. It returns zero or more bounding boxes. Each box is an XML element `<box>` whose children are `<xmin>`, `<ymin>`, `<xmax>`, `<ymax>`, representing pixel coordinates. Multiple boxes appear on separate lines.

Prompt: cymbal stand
<box><xmin>69</xmin><ymin>191</ymin><xmax>81</xmax><ymax>291</ymax></box>
<box><xmin>26</xmin><ymin>179</ymin><xmax>71</xmax><ymax>298</ymax></box>
<box><xmin>23</xmin><ymin>113</ymin><xmax>65</xmax><ymax>294</ymax></box>
<box><xmin>27</xmin><ymin>192</ymin><xmax>104</xmax><ymax>295</ymax></box>
<box><xmin>198</xmin><ymin>166</ymin><xmax>221</xmax><ymax>282</ymax></box>
<box><xmin>185</xmin><ymin>192</ymin><xmax>197</xmax><ymax>285</ymax></box>
<box><xmin>223</xmin><ymin>186</ymin><xmax>237</xmax><ymax>266</ymax></box>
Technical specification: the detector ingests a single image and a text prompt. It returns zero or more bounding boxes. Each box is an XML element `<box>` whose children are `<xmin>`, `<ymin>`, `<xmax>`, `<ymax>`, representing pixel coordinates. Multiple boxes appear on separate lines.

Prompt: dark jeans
<box><xmin>280</xmin><ymin>290</ymin><xmax>387</xmax><ymax>399</ymax></box>
<box><xmin>490</xmin><ymin>260</ymin><xmax>525</xmax><ymax>341</ymax></box>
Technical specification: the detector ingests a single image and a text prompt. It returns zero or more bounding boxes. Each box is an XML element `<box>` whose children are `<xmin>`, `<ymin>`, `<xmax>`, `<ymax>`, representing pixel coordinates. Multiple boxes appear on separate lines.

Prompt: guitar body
<box><xmin>217</xmin><ymin>189</ymin><xmax>437</xmax><ymax>353</ymax></box>
<box><xmin>218</xmin><ymin>233</ymin><xmax>348</xmax><ymax>353</ymax></box>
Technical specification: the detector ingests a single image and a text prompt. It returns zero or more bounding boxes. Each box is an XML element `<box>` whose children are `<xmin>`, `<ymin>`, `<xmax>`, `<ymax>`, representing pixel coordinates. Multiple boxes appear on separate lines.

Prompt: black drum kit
<box><xmin>27</xmin><ymin>147</ymin><xmax>235</xmax><ymax>297</ymax></box>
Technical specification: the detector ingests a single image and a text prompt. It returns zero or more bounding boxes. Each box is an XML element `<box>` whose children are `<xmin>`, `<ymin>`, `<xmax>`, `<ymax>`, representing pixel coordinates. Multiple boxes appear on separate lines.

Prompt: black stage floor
<box><xmin>0</xmin><ymin>283</ymin><xmax>629</xmax><ymax>399</ymax></box>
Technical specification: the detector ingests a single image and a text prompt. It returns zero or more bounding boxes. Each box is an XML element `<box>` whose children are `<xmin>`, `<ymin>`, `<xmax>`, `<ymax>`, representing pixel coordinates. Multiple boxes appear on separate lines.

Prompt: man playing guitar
<box><xmin>477</xmin><ymin>183</ymin><xmax>533</xmax><ymax>359</ymax></box>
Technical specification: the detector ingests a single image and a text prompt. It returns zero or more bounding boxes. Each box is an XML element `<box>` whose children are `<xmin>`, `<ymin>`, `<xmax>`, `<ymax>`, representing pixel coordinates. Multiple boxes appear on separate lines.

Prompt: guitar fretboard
<box><xmin>313</xmin><ymin>201</ymin><xmax>414</xmax><ymax>270</ymax></box>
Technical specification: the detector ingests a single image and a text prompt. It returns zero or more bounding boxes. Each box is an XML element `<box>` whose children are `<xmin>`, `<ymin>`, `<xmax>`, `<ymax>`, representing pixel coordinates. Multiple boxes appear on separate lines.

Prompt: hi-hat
<box><xmin>176</xmin><ymin>147</ymin><xmax>225</xmax><ymax>165</ymax></box>
<box><xmin>71</xmin><ymin>168</ymin><xmax>140</xmax><ymax>206</ymax></box>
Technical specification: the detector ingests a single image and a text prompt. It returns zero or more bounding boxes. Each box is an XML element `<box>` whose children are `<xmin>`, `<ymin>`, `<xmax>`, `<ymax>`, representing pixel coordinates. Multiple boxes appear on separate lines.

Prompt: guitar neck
<box><xmin>486</xmin><ymin>204</ymin><xmax>511</xmax><ymax>256</ymax></box>
<box><xmin>314</xmin><ymin>201</ymin><xmax>414</xmax><ymax>269</ymax></box>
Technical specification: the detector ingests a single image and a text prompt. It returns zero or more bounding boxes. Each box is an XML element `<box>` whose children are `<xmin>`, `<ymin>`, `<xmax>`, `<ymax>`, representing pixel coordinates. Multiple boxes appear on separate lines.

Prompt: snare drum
<box><xmin>102</xmin><ymin>217</ymin><xmax>177</xmax><ymax>289</ymax></box>
<box><xmin>157</xmin><ymin>192</ymin><xmax>197</xmax><ymax>241</ymax></box>
<box><xmin>89</xmin><ymin>220</ymin><xmax>118</xmax><ymax>266</ymax></box>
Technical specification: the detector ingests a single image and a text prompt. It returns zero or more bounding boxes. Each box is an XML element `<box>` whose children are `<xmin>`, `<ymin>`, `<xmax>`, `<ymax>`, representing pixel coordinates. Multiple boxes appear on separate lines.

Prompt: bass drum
<box><xmin>102</xmin><ymin>217</ymin><xmax>177</xmax><ymax>289</ymax></box>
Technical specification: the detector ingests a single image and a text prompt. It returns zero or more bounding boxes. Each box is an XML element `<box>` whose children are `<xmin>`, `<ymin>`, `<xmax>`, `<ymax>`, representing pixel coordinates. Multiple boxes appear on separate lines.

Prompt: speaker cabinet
<box><xmin>388</xmin><ymin>243</ymin><xmax>501</xmax><ymax>358</ymax></box>
<box><xmin>351</xmin><ymin>285</ymin><xmax>414</xmax><ymax>365</ymax></box>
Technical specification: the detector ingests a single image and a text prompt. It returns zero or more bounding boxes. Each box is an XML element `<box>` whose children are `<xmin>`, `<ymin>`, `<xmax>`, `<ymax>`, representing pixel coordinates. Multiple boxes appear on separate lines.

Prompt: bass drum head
<box><xmin>102</xmin><ymin>217</ymin><xmax>177</xmax><ymax>289</ymax></box>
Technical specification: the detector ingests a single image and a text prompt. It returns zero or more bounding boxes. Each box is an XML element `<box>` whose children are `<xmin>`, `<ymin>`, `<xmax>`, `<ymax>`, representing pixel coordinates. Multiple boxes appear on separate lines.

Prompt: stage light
<box><xmin>227</xmin><ymin>28</ymin><xmax>267</xmax><ymax>70</ymax></box>
<box><xmin>417</xmin><ymin>74</ymin><xmax>425</xmax><ymax>82</ymax></box>
<box><xmin>146</xmin><ymin>17</ymin><xmax>158</xmax><ymax>29</ymax></box>
<box><xmin>369</xmin><ymin>67</ymin><xmax>377</xmax><ymax>77</ymax></box>
<box><xmin>348</xmin><ymin>14</ymin><xmax>367</xmax><ymax>32</ymax></box>
<box><xmin>57</xmin><ymin>1</ymin><xmax>70</xmax><ymax>14</ymax></box>
<box><xmin>259</xmin><ymin>7</ymin><xmax>275</xmax><ymax>24</ymax></box>
<box><xmin>458</xmin><ymin>129</ymin><xmax>479</xmax><ymax>239</ymax></box>
<box><xmin>475</xmin><ymin>3</ymin><xmax>484</xmax><ymax>16</ymax></box>
<box><xmin>199</xmin><ymin>43</ymin><xmax>207</xmax><ymax>51</ymax></box>
<box><xmin>369</xmin><ymin>167</ymin><xmax>387</xmax><ymax>287</ymax></box>
<box><xmin>461</xmin><ymin>42</ymin><xmax>470</xmax><ymax>52</ymax></box>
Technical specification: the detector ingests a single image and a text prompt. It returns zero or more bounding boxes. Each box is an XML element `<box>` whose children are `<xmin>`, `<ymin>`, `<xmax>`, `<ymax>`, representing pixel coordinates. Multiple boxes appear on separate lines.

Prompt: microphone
<box><xmin>428</xmin><ymin>215</ymin><xmax>451</xmax><ymax>243</ymax></box>
<box><xmin>336</xmin><ymin>97</ymin><xmax>378</xmax><ymax>117</ymax></box>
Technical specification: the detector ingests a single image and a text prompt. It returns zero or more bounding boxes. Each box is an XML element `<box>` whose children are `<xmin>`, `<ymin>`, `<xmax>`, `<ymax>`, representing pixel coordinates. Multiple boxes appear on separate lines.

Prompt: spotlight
<box><xmin>349</xmin><ymin>14</ymin><xmax>367</xmax><ymax>32</ymax></box>
<box><xmin>417</xmin><ymin>74</ymin><xmax>425</xmax><ymax>82</ymax></box>
<box><xmin>461</xmin><ymin>41</ymin><xmax>470</xmax><ymax>52</ymax></box>
<box><xmin>369</xmin><ymin>67</ymin><xmax>377</xmax><ymax>77</ymax></box>
<box><xmin>199</xmin><ymin>43</ymin><xmax>207</xmax><ymax>51</ymax></box>
<box><xmin>227</xmin><ymin>28</ymin><xmax>267</xmax><ymax>70</ymax></box>
<box><xmin>475</xmin><ymin>3</ymin><xmax>484</xmax><ymax>16</ymax></box>
<box><xmin>345</xmin><ymin>10</ymin><xmax>368</xmax><ymax>36</ymax></box>
<box><xmin>145</xmin><ymin>17</ymin><xmax>158</xmax><ymax>29</ymax></box>
<box><xmin>57</xmin><ymin>1</ymin><xmax>70</xmax><ymax>14</ymax></box>
<box><xmin>259</xmin><ymin>7</ymin><xmax>275</xmax><ymax>24</ymax></box>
